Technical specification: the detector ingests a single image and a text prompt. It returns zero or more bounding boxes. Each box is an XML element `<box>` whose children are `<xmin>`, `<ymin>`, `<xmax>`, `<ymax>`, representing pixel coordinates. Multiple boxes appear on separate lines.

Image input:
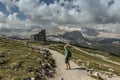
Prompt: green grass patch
<box><xmin>0</xmin><ymin>37</ymin><xmax>54</xmax><ymax>79</ymax></box>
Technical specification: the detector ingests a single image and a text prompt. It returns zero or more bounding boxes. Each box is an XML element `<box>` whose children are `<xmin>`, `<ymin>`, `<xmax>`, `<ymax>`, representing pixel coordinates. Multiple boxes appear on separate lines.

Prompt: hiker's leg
<box><xmin>65</xmin><ymin>57</ymin><xmax>69</xmax><ymax>69</ymax></box>
<box><xmin>68</xmin><ymin>62</ymin><xmax>71</xmax><ymax>69</ymax></box>
<box><xmin>67</xmin><ymin>58</ymin><xmax>71</xmax><ymax>69</ymax></box>
<box><xmin>66</xmin><ymin>63</ymin><xmax>69</xmax><ymax>69</ymax></box>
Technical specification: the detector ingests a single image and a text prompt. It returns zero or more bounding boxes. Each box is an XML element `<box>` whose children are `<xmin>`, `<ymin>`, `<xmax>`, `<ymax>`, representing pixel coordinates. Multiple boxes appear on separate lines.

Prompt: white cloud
<box><xmin>0</xmin><ymin>12</ymin><xmax>35</xmax><ymax>29</ymax></box>
<box><xmin>0</xmin><ymin>11</ymin><xmax>6</xmax><ymax>23</ymax></box>
<box><xmin>94</xmin><ymin>23</ymin><xmax>120</xmax><ymax>33</ymax></box>
<box><xmin>0</xmin><ymin>0</ymin><xmax>120</xmax><ymax>33</ymax></box>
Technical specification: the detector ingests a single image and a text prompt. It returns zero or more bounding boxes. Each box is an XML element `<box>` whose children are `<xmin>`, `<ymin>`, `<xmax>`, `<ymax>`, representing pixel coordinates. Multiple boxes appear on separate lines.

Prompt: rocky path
<box><xmin>31</xmin><ymin>45</ymin><xmax>120</xmax><ymax>80</ymax></box>
<box><xmin>48</xmin><ymin>49</ymin><xmax>95</xmax><ymax>80</ymax></box>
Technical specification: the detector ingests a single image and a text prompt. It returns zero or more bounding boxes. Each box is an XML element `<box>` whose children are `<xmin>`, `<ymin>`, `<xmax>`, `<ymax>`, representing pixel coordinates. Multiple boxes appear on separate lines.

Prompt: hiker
<box><xmin>64</xmin><ymin>44</ymin><xmax>71</xmax><ymax>70</ymax></box>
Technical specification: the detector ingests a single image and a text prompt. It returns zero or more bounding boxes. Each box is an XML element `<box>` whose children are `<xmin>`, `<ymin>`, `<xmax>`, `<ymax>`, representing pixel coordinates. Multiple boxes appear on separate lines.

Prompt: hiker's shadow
<box><xmin>70</xmin><ymin>67</ymin><xmax>87</xmax><ymax>70</ymax></box>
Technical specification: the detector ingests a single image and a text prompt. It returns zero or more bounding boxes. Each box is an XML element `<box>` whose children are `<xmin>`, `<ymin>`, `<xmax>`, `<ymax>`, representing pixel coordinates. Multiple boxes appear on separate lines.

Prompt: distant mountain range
<box><xmin>0</xmin><ymin>26</ymin><xmax>120</xmax><ymax>56</ymax></box>
<box><xmin>47</xmin><ymin>27</ymin><xmax>120</xmax><ymax>56</ymax></box>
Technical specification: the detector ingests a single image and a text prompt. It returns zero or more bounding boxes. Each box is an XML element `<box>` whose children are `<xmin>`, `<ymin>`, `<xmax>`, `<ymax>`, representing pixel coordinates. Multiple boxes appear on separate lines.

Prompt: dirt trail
<box><xmin>30</xmin><ymin>45</ymin><xmax>120</xmax><ymax>80</ymax></box>
<box><xmin>48</xmin><ymin>49</ymin><xmax>95</xmax><ymax>80</ymax></box>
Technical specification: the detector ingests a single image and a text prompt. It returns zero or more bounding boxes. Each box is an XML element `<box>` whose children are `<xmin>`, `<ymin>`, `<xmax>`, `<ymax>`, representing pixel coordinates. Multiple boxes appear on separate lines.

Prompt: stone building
<box><xmin>31</xmin><ymin>30</ymin><xmax>46</xmax><ymax>41</ymax></box>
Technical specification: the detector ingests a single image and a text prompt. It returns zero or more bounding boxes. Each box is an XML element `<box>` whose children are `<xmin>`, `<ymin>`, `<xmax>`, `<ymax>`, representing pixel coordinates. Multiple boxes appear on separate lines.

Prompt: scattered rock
<box><xmin>93</xmin><ymin>72</ymin><xmax>100</xmax><ymax>77</ymax></box>
<box><xmin>0</xmin><ymin>60</ymin><xmax>7</xmax><ymax>64</ymax></box>
<box><xmin>27</xmin><ymin>66</ymin><xmax>34</xmax><ymax>72</ymax></box>
<box><xmin>103</xmin><ymin>64</ymin><xmax>110</xmax><ymax>67</ymax></box>
<box><xmin>76</xmin><ymin>59</ymin><xmax>82</xmax><ymax>64</ymax></box>
<box><xmin>31</xmin><ymin>77</ymin><xmax>35</xmax><ymax>80</ymax></box>
<box><xmin>108</xmin><ymin>68</ymin><xmax>114</xmax><ymax>72</ymax></box>
<box><xmin>11</xmin><ymin>61</ymin><xmax>23</xmax><ymax>71</ymax></box>
<box><xmin>87</xmin><ymin>69</ymin><xmax>94</xmax><ymax>74</ymax></box>
<box><xmin>0</xmin><ymin>42</ymin><xmax>56</xmax><ymax>80</ymax></box>
<box><xmin>21</xmin><ymin>54</ymin><xmax>29</xmax><ymax>59</ymax></box>
<box><xmin>0</xmin><ymin>52</ymin><xmax>4</xmax><ymax>57</ymax></box>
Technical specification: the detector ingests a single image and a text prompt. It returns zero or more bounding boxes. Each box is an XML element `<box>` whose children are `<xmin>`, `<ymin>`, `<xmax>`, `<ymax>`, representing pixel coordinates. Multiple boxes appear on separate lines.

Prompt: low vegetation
<box><xmin>0</xmin><ymin>38</ymin><xmax>56</xmax><ymax>80</ymax></box>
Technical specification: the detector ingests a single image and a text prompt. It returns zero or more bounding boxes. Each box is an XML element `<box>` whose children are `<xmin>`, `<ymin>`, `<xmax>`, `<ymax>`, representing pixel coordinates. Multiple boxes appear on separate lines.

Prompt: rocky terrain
<box><xmin>0</xmin><ymin>37</ymin><xmax>56</xmax><ymax>80</ymax></box>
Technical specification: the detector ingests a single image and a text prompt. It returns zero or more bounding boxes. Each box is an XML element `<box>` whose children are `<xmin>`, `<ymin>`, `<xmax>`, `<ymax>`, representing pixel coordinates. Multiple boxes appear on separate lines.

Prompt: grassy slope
<box><xmin>27</xmin><ymin>41</ymin><xmax>120</xmax><ymax>76</ymax></box>
<box><xmin>79</xmin><ymin>47</ymin><xmax>120</xmax><ymax>63</ymax></box>
<box><xmin>0</xmin><ymin>38</ymin><xmax>54</xmax><ymax>79</ymax></box>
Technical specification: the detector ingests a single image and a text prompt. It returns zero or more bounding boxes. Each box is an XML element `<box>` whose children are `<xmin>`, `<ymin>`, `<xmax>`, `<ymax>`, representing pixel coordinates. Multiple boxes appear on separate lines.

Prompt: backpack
<box><xmin>67</xmin><ymin>49</ymin><xmax>72</xmax><ymax>57</ymax></box>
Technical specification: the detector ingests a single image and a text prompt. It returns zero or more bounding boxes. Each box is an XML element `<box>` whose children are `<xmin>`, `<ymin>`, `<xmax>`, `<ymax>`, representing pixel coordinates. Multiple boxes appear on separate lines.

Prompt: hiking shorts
<box><xmin>65</xmin><ymin>57</ymin><xmax>69</xmax><ymax>63</ymax></box>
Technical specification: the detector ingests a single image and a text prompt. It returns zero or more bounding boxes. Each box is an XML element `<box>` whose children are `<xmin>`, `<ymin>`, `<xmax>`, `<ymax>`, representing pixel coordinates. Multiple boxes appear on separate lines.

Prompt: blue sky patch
<box><xmin>0</xmin><ymin>1</ymin><xmax>8</xmax><ymax>15</ymax></box>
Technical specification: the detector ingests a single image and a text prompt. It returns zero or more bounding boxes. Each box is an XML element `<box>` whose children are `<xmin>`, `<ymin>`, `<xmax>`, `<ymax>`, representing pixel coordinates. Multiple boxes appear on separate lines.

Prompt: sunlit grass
<box><xmin>0</xmin><ymin>38</ymin><xmax>52</xmax><ymax>79</ymax></box>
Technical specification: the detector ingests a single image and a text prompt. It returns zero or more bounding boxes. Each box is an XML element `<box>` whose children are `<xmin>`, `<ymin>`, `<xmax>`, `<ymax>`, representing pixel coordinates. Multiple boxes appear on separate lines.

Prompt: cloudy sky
<box><xmin>0</xmin><ymin>0</ymin><xmax>120</xmax><ymax>33</ymax></box>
